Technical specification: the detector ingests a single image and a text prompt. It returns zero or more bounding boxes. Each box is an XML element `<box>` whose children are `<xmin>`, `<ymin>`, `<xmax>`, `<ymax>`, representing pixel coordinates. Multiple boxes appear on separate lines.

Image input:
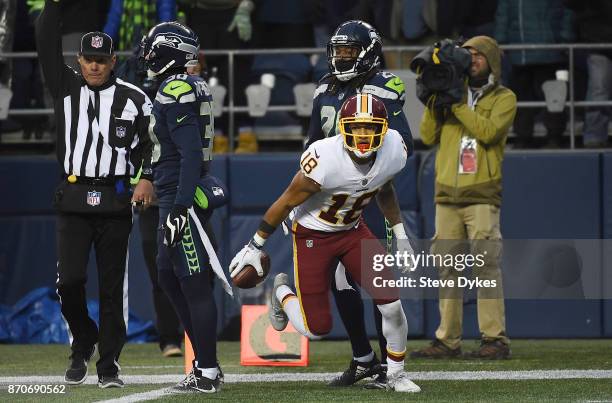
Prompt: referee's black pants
<box><xmin>56</xmin><ymin>212</ymin><xmax>132</xmax><ymax>377</ymax></box>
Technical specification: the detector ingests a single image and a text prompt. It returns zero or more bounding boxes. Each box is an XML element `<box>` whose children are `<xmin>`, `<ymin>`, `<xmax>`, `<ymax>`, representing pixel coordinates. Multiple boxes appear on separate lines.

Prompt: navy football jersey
<box><xmin>151</xmin><ymin>73</ymin><xmax>214</xmax><ymax>207</ymax></box>
<box><xmin>305</xmin><ymin>70</ymin><xmax>413</xmax><ymax>155</ymax></box>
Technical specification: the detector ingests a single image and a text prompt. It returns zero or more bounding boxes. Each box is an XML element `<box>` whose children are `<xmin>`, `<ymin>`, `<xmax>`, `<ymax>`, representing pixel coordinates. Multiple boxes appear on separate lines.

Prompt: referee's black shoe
<box><xmin>98</xmin><ymin>375</ymin><xmax>125</xmax><ymax>388</ymax></box>
<box><xmin>328</xmin><ymin>354</ymin><xmax>381</xmax><ymax>387</ymax></box>
<box><xmin>64</xmin><ymin>344</ymin><xmax>97</xmax><ymax>384</ymax></box>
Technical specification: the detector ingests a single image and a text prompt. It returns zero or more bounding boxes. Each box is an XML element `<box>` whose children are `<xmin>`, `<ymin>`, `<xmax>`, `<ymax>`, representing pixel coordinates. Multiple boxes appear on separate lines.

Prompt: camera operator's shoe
<box><xmin>409</xmin><ymin>339</ymin><xmax>461</xmax><ymax>359</ymax></box>
<box><xmin>269</xmin><ymin>273</ymin><xmax>289</xmax><ymax>331</ymax></box>
<box><xmin>465</xmin><ymin>340</ymin><xmax>511</xmax><ymax>360</ymax></box>
<box><xmin>64</xmin><ymin>344</ymin><xmax>96</xmax><ymax>385</ymax></box>
<box><xmin>328</xmin><ymin>355</ymin><xmax>381</xmax><ymax>387</ymax></box>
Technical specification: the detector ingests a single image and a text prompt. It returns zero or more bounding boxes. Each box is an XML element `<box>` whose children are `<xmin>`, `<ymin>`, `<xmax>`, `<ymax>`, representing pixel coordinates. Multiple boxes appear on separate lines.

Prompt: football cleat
<box><xmin>328</xmin><ymin>355</ymin><xmax>381</xmax><ymax>387</ymax></box>
<box><xmin>363</xmin><ymin>364</ymin><xmax>388</xmax><ymax>389</ymax></box>
<box><xmin>386</xmin><ymin>371</ymin><xmax>421</xmax><ymax>393</ymax></box>
<box><xmin>269</xmin><ymin>273</ymin><xmax>289</xmax><ymax>331</ymax></box>
<box><xmin>172</xmin><ymin>368</ymin><xmax>221</xmax><ymax>393</ymax></box>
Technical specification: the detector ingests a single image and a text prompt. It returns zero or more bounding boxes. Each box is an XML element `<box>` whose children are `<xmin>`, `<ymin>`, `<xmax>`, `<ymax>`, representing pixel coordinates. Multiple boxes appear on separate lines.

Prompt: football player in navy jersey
<box><xmin>141</xmin><ymin>22</ymin><xmax>231</xmax><ymax>393</ymax></box>
<box><xmin>306</xmin><ymin>20</ymin><xmax>415</xmax><ymax>389</ymax></box>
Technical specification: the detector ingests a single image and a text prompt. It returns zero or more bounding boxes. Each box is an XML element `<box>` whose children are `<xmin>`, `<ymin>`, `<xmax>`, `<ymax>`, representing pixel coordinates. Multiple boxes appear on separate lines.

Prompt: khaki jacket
<box><xmin>420</xmin><ymin>85</ymin><xmax>516</xmax><ymax>206</ymax></box>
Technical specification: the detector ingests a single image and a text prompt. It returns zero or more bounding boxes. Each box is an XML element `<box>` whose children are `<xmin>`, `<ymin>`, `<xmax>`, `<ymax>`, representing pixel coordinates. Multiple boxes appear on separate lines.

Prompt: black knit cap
<box><xmin>80</xmin><ymin>32</ymin><xmax>114</xmax><ymax>57</ymax></box>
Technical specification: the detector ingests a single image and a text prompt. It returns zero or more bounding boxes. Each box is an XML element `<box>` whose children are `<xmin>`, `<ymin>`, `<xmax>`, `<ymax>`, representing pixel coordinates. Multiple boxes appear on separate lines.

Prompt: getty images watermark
<box><xmin>359</xmin><ymin>239</ymin><xmax>612</xmax><ymax>300</ymax></box>
<box><xmin>371</xmin><ymin>249</ymin><xmax>497</xmax><ymax>290</ymax></box>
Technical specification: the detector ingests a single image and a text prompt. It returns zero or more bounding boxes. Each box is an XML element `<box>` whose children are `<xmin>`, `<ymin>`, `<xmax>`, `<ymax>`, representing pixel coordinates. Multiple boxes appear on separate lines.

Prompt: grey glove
<box><xmin>227</xmin><ymin>0</ymin><xmax>254</xmax><ymax>42</ymax></box>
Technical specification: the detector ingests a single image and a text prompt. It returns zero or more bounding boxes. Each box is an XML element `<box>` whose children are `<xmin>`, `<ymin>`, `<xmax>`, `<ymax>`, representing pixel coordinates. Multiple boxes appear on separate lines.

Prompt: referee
<box><xmin>36</xmin><ymin>0</ymin><xmax>154</xmax><ymax>389</ymax></box>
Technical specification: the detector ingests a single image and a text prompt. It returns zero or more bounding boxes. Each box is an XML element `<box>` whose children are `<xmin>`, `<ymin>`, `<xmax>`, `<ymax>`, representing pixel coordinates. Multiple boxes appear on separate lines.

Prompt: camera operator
<box><xmin>411</xmin><ymin>36</ymin><xmax>516</xmax><ymax>360</ymax></box>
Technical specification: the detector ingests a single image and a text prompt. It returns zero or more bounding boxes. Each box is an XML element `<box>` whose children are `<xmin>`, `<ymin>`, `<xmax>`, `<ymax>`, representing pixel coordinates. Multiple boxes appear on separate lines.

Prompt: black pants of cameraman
<box><xmin>138</xmin><ymin>206</ymin><xmax>182</xmax><ymax>350</ymax></box>
<box><xmin>56</xmin><ymin>212</ymin><xmax>132</xmax><ymax>377</ymax></box>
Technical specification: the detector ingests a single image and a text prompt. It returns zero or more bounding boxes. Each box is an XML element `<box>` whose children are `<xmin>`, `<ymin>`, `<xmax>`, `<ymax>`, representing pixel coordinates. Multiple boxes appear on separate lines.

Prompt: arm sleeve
<box><xmin>129</xmin><ymin>94</ymin><xmax>154</xmax><ymax>181</ymax></box>
<box><xmin>167</xmin><ymin>103</ymin><xmax>203</xmax><ymax>208</ymax></box>
<box><xmin>102</xmin><ymin>0</ymin><xmax>124</xmax><ymax>40</ymax></box>
<box><xmin>157</xmin><ymin>0</ymin><xmax>177</xmax><ymax>22</ymax></box>
<box><xmin>386</xmin><ymin>99</ymin><xmax>414</xmax><ymax>157</ymax></box>
<box><xmin>420</xmin><ymin>107</ymin><xmax>441</xmax><ymax>146</ymax></box>
<box><xmin>451</xmin><ymin>91</ymin><xmax>517</xmax><ymax>146</ymax></box>
<box><xmin>35</xmin><ymin>0</ymin><xmax>75</xmax><ymax>99</ymax></box>
<box><xmin>304</xmin><ymin>96</ymin><xmax>324</xmax><ymax>149</ymax></box>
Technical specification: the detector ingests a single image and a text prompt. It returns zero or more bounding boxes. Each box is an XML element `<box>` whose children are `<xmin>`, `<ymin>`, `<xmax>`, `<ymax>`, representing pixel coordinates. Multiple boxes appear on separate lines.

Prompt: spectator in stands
<box><xmin>104</xmin><ymin>0</ymin><xmax>176</xmax><ymax>52</ymax></box>
<box><xmin>423</xmin><ymin>0</ymin><xmax>498</xmax><ymax>39</ymax></box>
<box><xmin>30</xmin><ymin>0</ymin><xmax>108</xmax><ymax>68</ymax></box>
<box><xmin>10</xmin><ymin>0</ymin><xmax>47</xmax><ymax>141</ymax></box>
<box><xmin>177</xmin><ymin>0</ymin><xmax>256</xmax><ymax>153</ymax></box>
<box><xmin>0</xmin><ymin>0</ymin><xmax>16</xmax><ymax>137</ymax></box>
<box><xmin>495</xmin><ymin>0</ymin><xmax>574</xmax><ymax>148</ymax></box>
<box><xmin>566</xmin><ymin>0</ymin><xmax>612</xmax><ymax>148</ymax></box>
<box><xmin>412</xmin><ymin>36</ymin><xmax>515</xmax><ymax>359</ymax></box>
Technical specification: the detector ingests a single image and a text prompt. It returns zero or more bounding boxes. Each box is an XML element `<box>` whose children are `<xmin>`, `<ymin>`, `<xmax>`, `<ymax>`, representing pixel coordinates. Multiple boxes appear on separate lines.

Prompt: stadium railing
<box><xmin>1</xmin><ymin>43</ymin><xmax>612</xmax><ymax>150</ymax></box>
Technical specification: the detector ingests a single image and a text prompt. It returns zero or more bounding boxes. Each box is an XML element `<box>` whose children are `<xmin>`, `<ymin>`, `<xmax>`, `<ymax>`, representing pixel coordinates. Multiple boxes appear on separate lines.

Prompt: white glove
<box><xmin>229</xmin><ymin>242</ymin><xmax>265</xmax><ymax>278</ymax></box>
<box><xmin>392</xmin><ymin>223</ymin><xmax>416</xmax><ymax>273</ymax></box>
<box><xmin>396</xmin><ymin>238</ymin><xmax>417</xmax><ymax>273</ymax></box>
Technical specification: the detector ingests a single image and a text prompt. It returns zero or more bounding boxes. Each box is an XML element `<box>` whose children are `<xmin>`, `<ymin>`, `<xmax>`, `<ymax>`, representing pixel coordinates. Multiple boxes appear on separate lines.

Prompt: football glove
<box><xmin>229</xmin><ymin>242</ymin><xmax>265</xmax><ymax>278</ymax></box>
<box><xmin>163</xmin><ymin>205</ymin><xmax>188</xmax><ymax>247</ymax></box>
<box><xmin>397</xmin><ymin>238</ymin><xmax>417</xmax><ymax>273</ymax></box>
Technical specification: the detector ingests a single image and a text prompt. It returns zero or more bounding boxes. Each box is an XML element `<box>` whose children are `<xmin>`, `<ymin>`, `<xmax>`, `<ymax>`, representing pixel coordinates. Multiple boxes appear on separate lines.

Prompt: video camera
<box><xmin>410</xmin><ymin>39</ymin><xmax>472</xmax><ymax>108</ymax></box>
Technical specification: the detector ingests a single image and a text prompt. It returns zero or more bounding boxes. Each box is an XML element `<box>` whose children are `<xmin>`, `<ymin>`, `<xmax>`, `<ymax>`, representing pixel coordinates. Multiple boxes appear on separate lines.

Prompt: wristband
<box><xmin>258</xmin><ymin>220</ymin><xmax>276</xmax><ymax>235</ymax></box>
<box><xmin>391</xmin><ymin>223</ymin><xmax>408</xmax><ymax>239</ymax></box>
<box><xmin>250</xmin><ymin>233</ymin><xmax>266</xmax><ymax>249</ymax></box>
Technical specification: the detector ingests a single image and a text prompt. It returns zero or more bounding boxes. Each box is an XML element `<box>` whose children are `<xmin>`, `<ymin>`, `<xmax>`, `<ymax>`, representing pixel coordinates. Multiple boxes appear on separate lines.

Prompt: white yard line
<box><xmin>96</xmin><ymin>386</ymin><xmax>175</xmax><ymax>403</ymax></box>
<box><xmin>121</xmin><ymin>365</ymin><xmax>183</xmax><ymax>369</ymax></box>
<box><xmin>1</xmin><ymin>370</ymin><xmax>612</xmax><ymax>387</ymax></box>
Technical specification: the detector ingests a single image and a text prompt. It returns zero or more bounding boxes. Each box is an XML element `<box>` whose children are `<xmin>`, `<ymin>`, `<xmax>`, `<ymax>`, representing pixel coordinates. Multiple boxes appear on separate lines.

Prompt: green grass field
<box><xmin>1</xmin><ymin>340</ymin><xmax>612</xmax><ymax>402</ymax></box>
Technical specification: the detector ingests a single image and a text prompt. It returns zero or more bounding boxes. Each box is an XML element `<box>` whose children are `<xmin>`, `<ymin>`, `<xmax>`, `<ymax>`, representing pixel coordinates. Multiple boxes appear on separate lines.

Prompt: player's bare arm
<box><xmin>376</xmin><ymin>180</ymin><xmax>415</xmax><ymax>263</ymax></box>
<box><xmin>229</xmin><ymin>171</ymin><xmax>320</xmax><ymax>279</ymax></box>
<box><xmin>375</xmin><ymin>180</ymin><xmax>402</xmax><ymax>227</ymax></box>
<box><xmin>258</xmin><ymin>171</ymin><xmax>321</xmax><ymax>240</ymax></box>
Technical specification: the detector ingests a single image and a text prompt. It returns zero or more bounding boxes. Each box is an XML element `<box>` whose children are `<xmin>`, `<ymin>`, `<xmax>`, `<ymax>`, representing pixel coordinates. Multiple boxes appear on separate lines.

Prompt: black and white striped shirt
<box><xmin>36</xmin><ymin>2</ymin><xmax>153</xmax><ymax>181</ymax></box>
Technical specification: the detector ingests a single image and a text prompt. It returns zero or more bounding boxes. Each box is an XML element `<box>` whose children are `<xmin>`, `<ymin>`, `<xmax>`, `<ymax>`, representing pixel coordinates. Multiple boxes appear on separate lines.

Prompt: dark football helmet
<box><xmin>339</xmin><ymin>93</ymin><xmax>388</xmax><ymax>158</ymax></box>
<box><xmin>327</xmin><ymin>20</ymin><xmax>382</xmax><ymax>82</ymax></box>
<box><xmin>140</xmin><ymin>22</ymin><xmax>199</xmax><ymax>76</ymax></box>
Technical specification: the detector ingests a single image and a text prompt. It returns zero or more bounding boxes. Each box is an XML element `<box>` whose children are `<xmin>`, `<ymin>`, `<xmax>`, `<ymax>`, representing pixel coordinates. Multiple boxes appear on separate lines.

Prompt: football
<box><xmin>232</xmin><ymin>251</ymin><xmax>271</xmax><ymax>289</ymax></box>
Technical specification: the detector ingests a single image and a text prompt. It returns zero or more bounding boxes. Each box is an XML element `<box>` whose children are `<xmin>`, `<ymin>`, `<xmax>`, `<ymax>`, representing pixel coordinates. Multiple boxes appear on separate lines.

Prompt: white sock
<box><xmin>377</xmin><ymin>300</ymin><xmax>408</xmax><ymax>374</ymax></box>
<box><xmin>387</xmin><ymin>359</ymin><xmax>404</xmax><ymax>376</ymax></box>
<box><xmin>354</xmin><ymin>351</ymin><xmax>374</xmax><ymax>363</ymax></box>
<box><xmin>275</xmin><ymin>284</ymin><xmax>294</xmax><ymax>302</ymax></box>
<box><xmin>282</xmin><ymin>295</ymin><xmax>323</xmax><ymax>340</ymax></box>
<box><xmin>198</xmin><ymin>366</ymin><xmax>219</xmax><ymax>380</ymax></box>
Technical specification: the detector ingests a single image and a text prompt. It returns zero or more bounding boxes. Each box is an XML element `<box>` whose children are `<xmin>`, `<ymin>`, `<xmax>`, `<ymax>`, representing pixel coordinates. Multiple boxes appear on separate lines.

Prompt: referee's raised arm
<box><xmin>35</xmin><ymin>0</ymin><xmax>74</xmax><ymax>99</ymax></box>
